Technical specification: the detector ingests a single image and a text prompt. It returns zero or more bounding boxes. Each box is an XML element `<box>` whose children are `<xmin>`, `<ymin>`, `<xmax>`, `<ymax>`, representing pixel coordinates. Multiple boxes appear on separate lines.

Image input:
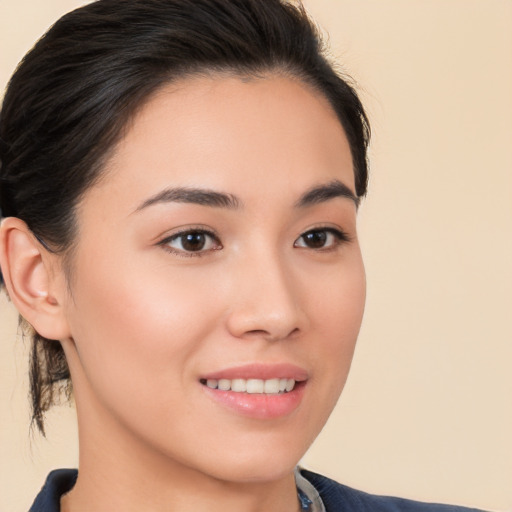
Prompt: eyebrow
<box><xmin>134</xmin><ymin>179</ymin><xmax>358</xmax><ymax>213</ymax></box>
<box><xmin>134</xmin><ymin>187</ymin><xmax>241</xmax><ymax>212</ymax></box>
<box><xmin>295</xmin><ymin>180</ymin><xmax>359</xmax><ymax>208</ymax></box>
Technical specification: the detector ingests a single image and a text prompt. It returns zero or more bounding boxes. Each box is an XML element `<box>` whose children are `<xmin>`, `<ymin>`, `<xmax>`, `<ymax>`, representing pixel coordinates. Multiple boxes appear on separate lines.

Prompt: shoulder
<box><xmin>29</xmin><ymin>468</ymin><xmax>488</xmax><ymax>512</ymax></box>
<box><xmin>29</xmin><ymin>469</ymin><xmax>78</xmax><ymax>512</ymax></box>
<box><xmin>300</xmin><ymin>469</ymin><xmax>488</xmax><ymax>512</ymax></box>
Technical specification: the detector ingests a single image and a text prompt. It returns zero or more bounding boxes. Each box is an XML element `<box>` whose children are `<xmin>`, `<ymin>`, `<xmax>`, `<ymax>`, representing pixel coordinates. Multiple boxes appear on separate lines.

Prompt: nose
<box><xmin>225</xmin><ymin>250</ymin><xmax>305</xmax><ymax>342</ymax></box>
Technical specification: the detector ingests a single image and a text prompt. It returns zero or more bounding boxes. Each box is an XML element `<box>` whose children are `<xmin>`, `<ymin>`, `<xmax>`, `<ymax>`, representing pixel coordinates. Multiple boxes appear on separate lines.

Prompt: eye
<box><xmin>294</xmin><ymin>228</ymin><xmax>349</xmax><ymax>250</ymax></box>
<box><xmin>160</xmin><ymin>229</ymin><xmax>221</xmax><ymax>256</ymax></box>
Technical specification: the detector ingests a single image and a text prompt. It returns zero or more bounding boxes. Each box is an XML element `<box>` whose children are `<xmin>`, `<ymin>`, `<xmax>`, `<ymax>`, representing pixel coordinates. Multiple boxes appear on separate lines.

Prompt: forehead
<box><xmin>86</xmin><ymin>74</ymin><xmax>355</xmax><ymax>213</ymax></box>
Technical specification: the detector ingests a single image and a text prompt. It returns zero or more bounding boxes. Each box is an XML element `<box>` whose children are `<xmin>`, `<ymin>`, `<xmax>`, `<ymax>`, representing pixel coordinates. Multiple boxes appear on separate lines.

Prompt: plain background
<box><xmin>0</xmin><ymin>1</ymin><xmax>511</xmax><ymax>511</ymax></box>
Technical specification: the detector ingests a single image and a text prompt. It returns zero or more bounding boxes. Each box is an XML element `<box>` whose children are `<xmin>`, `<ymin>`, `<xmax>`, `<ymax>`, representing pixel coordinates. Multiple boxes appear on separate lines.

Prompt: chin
<box><xmin>208</xmin><ymin>458</ymin><xmax>298</xmax><ymax>485</ymax></box>
<box><xmin>194</xmin><ymin>435</ymin><xmax>310</xmax><ymax>484</ymax></box>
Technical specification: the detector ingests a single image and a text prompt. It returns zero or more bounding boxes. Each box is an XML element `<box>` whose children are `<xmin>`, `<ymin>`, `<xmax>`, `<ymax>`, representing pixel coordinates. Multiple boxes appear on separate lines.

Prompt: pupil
<box><xmin>304</xmin><ymin>231</ymin><xmax>326</xmax><ymax>248</ymax></box>
<box><xmin>182</xmin><ymin>233</ymin><xmax>205</xmax><ymax>251</ymax></box>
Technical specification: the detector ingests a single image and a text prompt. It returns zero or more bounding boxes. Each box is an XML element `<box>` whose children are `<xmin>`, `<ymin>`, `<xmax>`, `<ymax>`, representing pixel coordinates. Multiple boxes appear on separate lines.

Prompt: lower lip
<box><xmin>201</xmin><ymin>382</ymin><xmax>306</xmax><ymax>420</ymax></box>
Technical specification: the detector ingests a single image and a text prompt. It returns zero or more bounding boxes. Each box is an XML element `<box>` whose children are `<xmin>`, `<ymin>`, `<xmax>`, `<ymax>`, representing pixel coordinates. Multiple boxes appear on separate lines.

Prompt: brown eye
<box><xmin>181</xmin><ymin>232</ymin><xmax>207</xmax><ymax>251</ymax></box>
<box><xmin>294</xmin><ymin>228</ymin><xmax>349</xmax><ymax>249</ymax></box>
<box><xmin>301</xmin><ymin>230</ymin><xmax>327</xmax><ymax>248</ymax></box>
<box><xmin>163</xmin><ymin>230</ymin><xmax>220</xmax><ymax>254</ymax></box>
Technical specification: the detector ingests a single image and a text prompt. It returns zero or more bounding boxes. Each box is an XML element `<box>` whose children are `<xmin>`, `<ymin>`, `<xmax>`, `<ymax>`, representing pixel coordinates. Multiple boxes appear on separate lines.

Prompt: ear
<box><xmin>0</xmin><ymin>217</ymin><xmax>71</xmax><ymax>340</ymax></box>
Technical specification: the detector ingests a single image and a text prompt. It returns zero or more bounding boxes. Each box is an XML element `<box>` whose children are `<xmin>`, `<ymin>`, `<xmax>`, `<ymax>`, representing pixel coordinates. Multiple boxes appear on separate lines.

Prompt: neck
<box><xmin>62</xmin><ymin>447</ymin><xmax>299</xmax><ymax>512</ymax></box>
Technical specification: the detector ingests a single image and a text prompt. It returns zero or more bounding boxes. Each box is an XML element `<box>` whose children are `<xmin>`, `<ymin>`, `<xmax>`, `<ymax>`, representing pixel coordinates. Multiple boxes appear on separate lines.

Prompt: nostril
<box><xmin>245</xmin><ymin>329</ymin><xmax>270</xmax><ymax>337</ymax></box>
<box><xmin>244</xmin><ymin>327</ymin><xmax>300</xmax><ymax>342</ymax></box>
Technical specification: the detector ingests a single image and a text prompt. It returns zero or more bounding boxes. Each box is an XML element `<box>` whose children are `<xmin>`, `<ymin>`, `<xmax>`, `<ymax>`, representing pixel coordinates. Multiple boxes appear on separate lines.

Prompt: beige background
<box><xmin>1</xmin><ymin>1</ymin><xmax>511</xmax><ymax>511</ymax></box>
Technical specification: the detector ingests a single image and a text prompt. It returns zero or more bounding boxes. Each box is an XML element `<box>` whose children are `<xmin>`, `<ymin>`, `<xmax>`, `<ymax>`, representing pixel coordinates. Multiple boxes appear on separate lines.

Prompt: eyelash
<box><xmin>159</xmin><ymin>227</ymin><xmax>222</xmax><ymax>258</ymax></box>
<box><xmin>158</xmin><ymin>226</ymin><xmax>351</xmax><ymax>257</ymax></box>
<box><xmin>294</xmin><ymin>227</ymin><xmax>351</xmax><ymax>251</ymax></box>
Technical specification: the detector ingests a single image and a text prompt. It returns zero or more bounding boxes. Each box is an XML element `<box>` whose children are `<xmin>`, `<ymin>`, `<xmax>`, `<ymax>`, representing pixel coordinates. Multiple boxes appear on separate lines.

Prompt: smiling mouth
<box><xmin>200</xmin><ymin>378</ymin><xmax>296</xmax><ymax>394</ymax></box>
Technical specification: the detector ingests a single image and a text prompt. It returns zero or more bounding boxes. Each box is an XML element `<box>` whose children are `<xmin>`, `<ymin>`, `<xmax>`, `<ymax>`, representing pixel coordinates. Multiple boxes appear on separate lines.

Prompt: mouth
<box><xmin>199</xmin><ymin>364</ymin><xmax>308</xmax><ymax>419</ymax></box>
<box><xmin>200</xmin><ymin>377</ymin><xmax>297</xmax><ymax>394</ymax></box>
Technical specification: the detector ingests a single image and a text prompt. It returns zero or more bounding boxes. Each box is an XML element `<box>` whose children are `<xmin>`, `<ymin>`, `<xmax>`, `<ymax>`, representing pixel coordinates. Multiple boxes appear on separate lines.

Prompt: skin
<box><xmin>3</xmin><ymin>75</ymin><xmax>366</xmax><ymax>512</ymax></box>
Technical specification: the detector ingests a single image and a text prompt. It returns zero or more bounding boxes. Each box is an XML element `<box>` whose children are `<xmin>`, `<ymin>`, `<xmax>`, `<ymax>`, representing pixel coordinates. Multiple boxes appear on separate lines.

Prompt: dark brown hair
<box><xmin>0</xmin><ymin>0</ymin><xmax>370</xmax><ymax>434</ymax></box>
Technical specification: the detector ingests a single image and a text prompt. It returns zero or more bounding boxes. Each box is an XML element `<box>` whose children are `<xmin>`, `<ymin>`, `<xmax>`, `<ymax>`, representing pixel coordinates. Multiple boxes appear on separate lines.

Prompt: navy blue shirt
<box><xmin>301</xmin><ymin>470</ymin><xmax>487</xmax><ymax>512</ymax></box>
<box><xmin>29</xmin><ymin>468</ymin><xmax>487</xmax><ymax>512</ymax></box>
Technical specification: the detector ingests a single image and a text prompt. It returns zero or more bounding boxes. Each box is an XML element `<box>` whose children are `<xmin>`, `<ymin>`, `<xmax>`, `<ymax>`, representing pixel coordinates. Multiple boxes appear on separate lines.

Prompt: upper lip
<box><xmin>200</xmin><ymin>363</ymin><xmax>308</xmax><ymax>381</ymax></box>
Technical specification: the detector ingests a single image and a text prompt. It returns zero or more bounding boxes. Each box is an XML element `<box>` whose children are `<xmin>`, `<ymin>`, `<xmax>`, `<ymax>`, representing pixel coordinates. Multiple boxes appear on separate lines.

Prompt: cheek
<box><xmin>307</xmin><ymin>252</ymin><xmax>366</xmax><ymax>396</ymax></box>
<box><xmin>308</xmin><ymin>248</ymin><xmax>366</xmax><ymax>341</ymax></box>
<box><xmin>63</xmin><ymin>252</ymin><xmax>220</xmax><ymax>417</ymax></box>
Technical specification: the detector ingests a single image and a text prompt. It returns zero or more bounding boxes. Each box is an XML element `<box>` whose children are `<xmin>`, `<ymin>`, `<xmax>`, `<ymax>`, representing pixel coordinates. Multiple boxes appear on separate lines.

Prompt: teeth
<box><xmin>204</xmin><ymin>378</ymin><xmax>296</xmax><ymax>394</ymax></box>
<box><xmin>231</xmin><ymin>379</ymin><xmax>246</xmax><ymax>392</ymax></box>
<box><xmin>264</xmin><ymin>378</ymin><xmax>280</xmax><ymax>394</ymax></box>
<box><xmin>246</xmin><ymin>379</ymin><xmax>264</xmax><ymax>393</ymax></box>
<box><xmin>218</xmin><ymin>379</ymin><xmax>231</xmax><ymax>391</ymax></box>
<box><xmin>206</xmin><ymin>379</ymin><xmax>218</xmax><ymax>389</ymax></box>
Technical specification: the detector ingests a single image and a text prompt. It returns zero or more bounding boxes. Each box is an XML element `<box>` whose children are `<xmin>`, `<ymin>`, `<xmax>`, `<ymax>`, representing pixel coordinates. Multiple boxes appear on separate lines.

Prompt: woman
<box><xmin>0</xmin><ymin>1</ymin><xmax>489</xmax><ymax>511</ymax></box>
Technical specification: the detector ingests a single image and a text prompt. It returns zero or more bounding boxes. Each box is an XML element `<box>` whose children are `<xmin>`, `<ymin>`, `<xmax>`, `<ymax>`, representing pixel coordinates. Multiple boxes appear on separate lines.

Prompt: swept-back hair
<box><xmin>0</xmin><ymin>0</ymin><xmax>370</xmax><ymax>434</ymax></box>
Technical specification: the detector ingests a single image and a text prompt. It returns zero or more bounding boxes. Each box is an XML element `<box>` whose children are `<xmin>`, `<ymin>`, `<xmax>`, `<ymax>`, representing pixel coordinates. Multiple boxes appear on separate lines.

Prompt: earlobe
<box><xmin>0</xmin><ymin>217</ymin><xmax>70</xmax><ymax>340</ymax></box>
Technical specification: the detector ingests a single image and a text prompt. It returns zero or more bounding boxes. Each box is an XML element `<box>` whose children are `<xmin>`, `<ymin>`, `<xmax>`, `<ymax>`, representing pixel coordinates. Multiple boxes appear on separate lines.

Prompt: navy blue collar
<box><xmin>29</xmin><ymin>468</ymin><xmax>486</xmax><ymax>512</ymax></box>
<box><xmin>29</xmin><ymin>469</ymin><xmax>77</xmax><ymax>512</ymax></box>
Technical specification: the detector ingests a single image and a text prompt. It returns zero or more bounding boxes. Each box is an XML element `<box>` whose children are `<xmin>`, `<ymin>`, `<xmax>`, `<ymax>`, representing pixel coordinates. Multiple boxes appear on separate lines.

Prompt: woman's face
<box><xmin>59</xmin><ymin>75</ymin><xmax>366</xmax><ymax>483</ymax></box>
